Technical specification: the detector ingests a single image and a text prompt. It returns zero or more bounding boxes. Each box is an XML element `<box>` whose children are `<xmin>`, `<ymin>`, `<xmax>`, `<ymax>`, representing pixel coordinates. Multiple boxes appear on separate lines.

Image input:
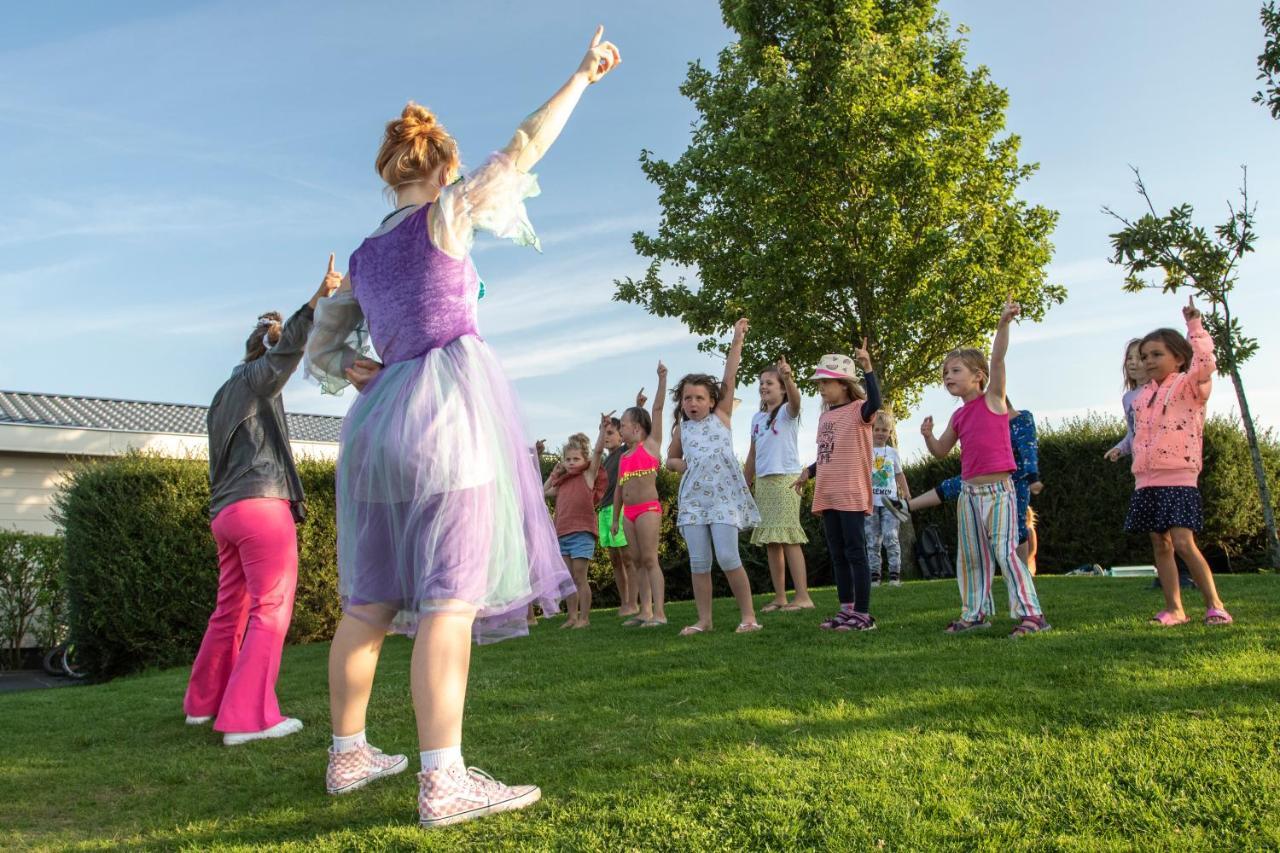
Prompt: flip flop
<box><xmin>759</xmin><ymin>602</ymin><xmax>785</xmax><ymax>613</ymax></box>
<box><xmin>620</xmin><ymin>617</ymin><xmax>645</xmax><ymax>627</ymax></box>
<box><xmin>679</xmin><ymin>625</ymin><xmax>709</xmax><ymax>636</ymax></box>
<box><xmin>780</xmin><ymin>602</ymin><xmax>815</xmax><ymax>611</ymax></box>
<box><xmin>735</xmin><ymin>622</ymin><xmax>763</xmax><ymax>633</ymax></box>
<box><xmin>639</xmin><ymin>619</ymin><xmax>667</xmax><ymax>628</ymax></box>
<box><xmin>1204</xmin><ymin>607</ymin><xmax>1233</xmax><ymax>626</ymax></box>
<box><xmin>1149</xmin><ymin>610</ymin><xmax>1190</xmax><ymax>627</ymax></box>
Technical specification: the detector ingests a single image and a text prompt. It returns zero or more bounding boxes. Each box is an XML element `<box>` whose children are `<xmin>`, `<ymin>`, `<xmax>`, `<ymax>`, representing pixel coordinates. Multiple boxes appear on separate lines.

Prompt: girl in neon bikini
<box><xmin>611</xmin><ymin>360</ymin><xmax>669</xmax><ymax>628</ymax></box>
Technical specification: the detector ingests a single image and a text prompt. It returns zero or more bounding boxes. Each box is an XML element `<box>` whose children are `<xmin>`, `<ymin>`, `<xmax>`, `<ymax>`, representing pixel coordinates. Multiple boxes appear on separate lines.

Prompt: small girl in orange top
<box><xmin>544</xmin><ymin>422</ymin><xmax>608</xmax><ymax>629</ymax></box>
<box><xmin>793</xmin><ymin>339</ymin><xmax>882</xmax><ymax>631</ymax></box>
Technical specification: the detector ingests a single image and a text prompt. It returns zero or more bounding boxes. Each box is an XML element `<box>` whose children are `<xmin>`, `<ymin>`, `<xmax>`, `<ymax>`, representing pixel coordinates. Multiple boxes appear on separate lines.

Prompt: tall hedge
<box><xmin>53</xmin><ymin>452</ymin><xmax>339</xmax><ymax>678</ymax></box>
<box><xmin>55</xmin><ymin>417</ymin><xmax>1277</xmax><ymax>678</ymax></box>
<box><xmin>904</xmin><ymin>414</ymin><xmax>1280</xmax><ymax>573</ymax></box>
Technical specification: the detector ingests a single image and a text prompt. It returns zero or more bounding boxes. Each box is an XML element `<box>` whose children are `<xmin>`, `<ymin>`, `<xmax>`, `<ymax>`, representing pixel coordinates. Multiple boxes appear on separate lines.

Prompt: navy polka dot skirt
<box><xmin>1124</xmin><ymin>486</ymin><xmax>1203</xmax><ymax>533</ymax></box>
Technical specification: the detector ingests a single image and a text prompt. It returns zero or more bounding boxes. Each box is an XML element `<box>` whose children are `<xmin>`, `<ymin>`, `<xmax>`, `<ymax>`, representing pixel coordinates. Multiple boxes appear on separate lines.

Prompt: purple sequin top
<box><xmin>348</xmin><ymin>205</ymin><xmax>480</xmax><ymax>366</ymax></box>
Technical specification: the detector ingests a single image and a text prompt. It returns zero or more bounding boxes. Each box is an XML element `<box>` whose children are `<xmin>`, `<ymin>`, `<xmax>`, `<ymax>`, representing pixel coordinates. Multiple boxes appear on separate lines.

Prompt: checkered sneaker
<box><xmin>418</xmin><ymin>764</ymin><xmax>541</xmax><ymax>828</ymax></box>
<box><xmin>326</xmin><ymin>743</ymin><xmax>409</xmax><ymax>795</ymax></box>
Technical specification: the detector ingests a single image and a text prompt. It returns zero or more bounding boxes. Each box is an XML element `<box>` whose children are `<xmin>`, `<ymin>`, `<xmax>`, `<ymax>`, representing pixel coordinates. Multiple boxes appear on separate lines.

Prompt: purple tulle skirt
<box><xmin>335</xmin><ymin>334</ymin><xmax>573</xmax><ymax>644</ymax></box>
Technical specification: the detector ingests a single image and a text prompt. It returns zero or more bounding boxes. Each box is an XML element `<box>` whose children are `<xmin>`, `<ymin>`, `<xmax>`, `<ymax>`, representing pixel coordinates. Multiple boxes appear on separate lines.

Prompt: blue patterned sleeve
<box><xmin>1011</xmin><ymin>412</ymin><xmax>1040</xmax><ymax>483</ymax></box>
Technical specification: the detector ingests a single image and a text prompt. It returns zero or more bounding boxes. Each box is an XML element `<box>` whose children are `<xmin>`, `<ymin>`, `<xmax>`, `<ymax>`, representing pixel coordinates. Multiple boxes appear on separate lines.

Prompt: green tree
<box><xmin>614</xmin><ymin>0</ymin><xmax>1061</xmax><ymax>412</ymax></box>
<box><xmin>1255</xmin><ymin>1</ymin><xmax>1280</xmax><ymax>119</ymax></box>
<box><xmin>1104</xmin><ymin>167</ymin><xmax>1279</xmax><ymax>568</ymax></box>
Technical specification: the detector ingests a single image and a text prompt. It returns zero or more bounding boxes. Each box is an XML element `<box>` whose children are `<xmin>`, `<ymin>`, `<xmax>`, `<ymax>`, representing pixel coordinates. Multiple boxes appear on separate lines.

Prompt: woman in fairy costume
<box><xmin>305</xmin><ymin>27</ymin><xmax>621</xmax><ymax>829</ymax></box>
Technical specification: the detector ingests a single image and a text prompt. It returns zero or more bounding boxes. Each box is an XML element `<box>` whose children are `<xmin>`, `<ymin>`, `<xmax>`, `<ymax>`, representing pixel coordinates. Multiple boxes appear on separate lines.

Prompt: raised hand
<box><xmin>920</xmin><ymin>415</ymin><xmax>935</xmax><ymax>438</ymax></box>
<box><xmin>578</xmin><ymin>25</ymin><xmax>621</xmax><ymax>83</ymax></box>
<box><xmin>733</xmin><ymin>317</ymin><xmax>750</xmax><ymax>340</ymax></box>
<box><xmin>344</xmin><ymin>358</ymin><xmax>382</xmax><ymax>393</ymax></box>
<box><xmin>535</xmin><ymin>439</ymin><xmax>547</xmax><ymax>457</ymax></box>
<box><xmin>599</xmin><ymin>410</ymin><xmax>617</xmax><ymax>431</ymax></box>
<box><xmin>854</xmin><ymin>337</ymin><xmax>872</xmax><ymax>373</ymax></box>
<box><xmin>1183</xmin><ymin>294</ymin><xmax>1201</xmax><ymax>322</ymax></box>
<box><xmin>776</xmin><ymin>355</ymin><xmax>793</xmax><ymax>380</ymax></box>
<box><xmin>1029</xmin><ymin>481</ymin><xmax>1044</xmax><ymax>496</ymax></box>
<box><xmin>311</xmin><ymin>253</ymin><xmax>343</xmax><ymax>307</ymax></box>
<box><xmin>657</xmin><ymin>360</ymin><xmax>668</xmax><ymax>380</ymax></box>
<box><xmin>1000</xmin><ymin>296</ymin><xmax>1021</xmax><ymax>326</ymax></box>
<box><xmin>636</xmin><ymin>387</ymin><xmax>647</xmax><ymax>408</ymax></box>
<box><xmin>1103</xmin><ymin>447</ymin><xmax>1122</xmax><ymax>463</ymax></box>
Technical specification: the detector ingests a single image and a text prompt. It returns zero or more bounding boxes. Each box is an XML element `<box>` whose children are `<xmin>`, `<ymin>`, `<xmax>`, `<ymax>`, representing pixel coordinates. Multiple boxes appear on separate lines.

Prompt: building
<box><xmin>0</xmin><ymin>391</ymin><xmax>342</xmax><ymax>535</ymax></box>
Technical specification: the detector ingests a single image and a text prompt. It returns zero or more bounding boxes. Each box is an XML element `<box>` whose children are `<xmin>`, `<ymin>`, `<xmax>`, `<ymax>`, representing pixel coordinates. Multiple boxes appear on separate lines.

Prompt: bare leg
<box><xmin>571</xmin><ymin>557</ymin><xmax>592</xmax><ymax>627</ymax></box>
<box><xmin>765</xmin><ymin>543</ymin><xmax>789</xmax><ymax>605</ymax></box>
<box><xmin>623</xmin><ymin>515</ymin><xmax>653</xmax><ymax>621</ymax></box>
<box><xmin>635</xmin><ymin>511</ymin><xmax>666</xmax><ymax>622</ymax></box>
<box><xmin>328</xmin><ymin>611</ymin><xmax>391</xmax><ymax>737</ymax></box>
<box><xmin>410</xmin><ymin>607</ymin><xmax>475</xmax><ymax>750</ymax></box>
<box><xmin>561</xmin><ymin>555</ymin><xmax>579</xmax><ymax>628</ymax></box>
<box><xmin>724</xmin><ymin>566</ymin><xmax>758</xmax><ymax>625</ymax></box>
<box><xmin>784</xmin><ymin>544</ymin><xmax>814</xmax><ymax>607</ymax></box>
<box><xmin>1150</xmin><ymin>532</ymin><xmax>1184</xmax><ymax>617</ymax></box>
<box><xmin>1170</xmin><ymin>527</ymin><xmax>1225</xmax><ymax>611</ymax></box>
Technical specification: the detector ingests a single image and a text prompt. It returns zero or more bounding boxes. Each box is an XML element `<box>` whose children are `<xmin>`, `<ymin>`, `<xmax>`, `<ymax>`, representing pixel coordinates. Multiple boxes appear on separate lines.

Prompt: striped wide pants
<box><xmin>956</xmin><ymin>480</ymin><xmax>1042</xmax><ymax>622</ymax></box>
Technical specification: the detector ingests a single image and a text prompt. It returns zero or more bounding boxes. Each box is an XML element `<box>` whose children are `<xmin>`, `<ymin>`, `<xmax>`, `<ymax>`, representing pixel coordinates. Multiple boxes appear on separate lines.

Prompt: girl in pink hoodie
<box><xmin>1123</xmin><ymin>297</ymin><xmax>1232</xmax><ymax>626</ymax></box>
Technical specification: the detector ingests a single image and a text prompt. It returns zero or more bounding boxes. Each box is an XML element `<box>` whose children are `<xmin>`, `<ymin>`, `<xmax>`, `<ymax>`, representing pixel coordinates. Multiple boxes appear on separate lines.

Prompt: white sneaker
<box><xmin>185</xmin><ymin>715</ymin><xmax>213</xmax><ymax>725</ymax></box>
<box><xmin>223</xmin><ymin>717</ymin><xmax>303</xmax><ymax>746</ymax></box>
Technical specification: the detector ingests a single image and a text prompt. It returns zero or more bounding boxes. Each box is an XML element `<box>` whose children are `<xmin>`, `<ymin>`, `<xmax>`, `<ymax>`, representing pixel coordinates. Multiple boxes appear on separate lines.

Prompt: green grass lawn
<box><xmin>3</xmin><ymin>575</ymin><xmax>1279</xmax><ymax>851</ymax></box>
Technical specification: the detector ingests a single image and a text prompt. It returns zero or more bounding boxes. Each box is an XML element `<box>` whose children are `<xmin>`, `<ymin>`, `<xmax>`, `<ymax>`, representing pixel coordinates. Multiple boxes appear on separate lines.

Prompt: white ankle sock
<box><xmin>333</xmin><ymin>731</ymin><xmax>366</xmax><ymax>753</ymax></box>
<box><xmin>420</xmin><ymin>745</ymin><xmax>463</xmax><ymax>772</ymax></box>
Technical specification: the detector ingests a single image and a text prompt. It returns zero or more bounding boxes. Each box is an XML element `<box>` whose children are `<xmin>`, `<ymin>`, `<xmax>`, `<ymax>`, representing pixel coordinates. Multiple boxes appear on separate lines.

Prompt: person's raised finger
<box><xmin>327</xmin><ymin>253</ymin><xmax>335</xmax><ymax>275</ymax></box>
<box><xmin>590</xmin><ymin>24</ymin><xmax>603</xmax><ymax>48</ymax></box>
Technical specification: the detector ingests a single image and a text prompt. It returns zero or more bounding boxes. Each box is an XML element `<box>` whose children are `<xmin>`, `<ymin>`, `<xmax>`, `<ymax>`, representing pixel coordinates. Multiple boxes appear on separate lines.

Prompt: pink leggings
<box><xmin>184</xmin><ymin>498</ymin><xmax>298</xmax><ymax>733</ymax></box>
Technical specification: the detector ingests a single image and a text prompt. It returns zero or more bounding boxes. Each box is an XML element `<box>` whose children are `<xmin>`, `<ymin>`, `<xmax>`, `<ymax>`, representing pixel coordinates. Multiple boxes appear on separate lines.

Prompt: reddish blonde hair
<box><xmin>375</xmin><ymin>102</ymin><xmax>460</xmax><ymax>190</ymax></box>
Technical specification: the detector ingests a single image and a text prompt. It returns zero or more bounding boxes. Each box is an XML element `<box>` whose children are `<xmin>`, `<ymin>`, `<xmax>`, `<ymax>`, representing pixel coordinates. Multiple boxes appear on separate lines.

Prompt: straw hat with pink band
<box><xmin>809</xmin><ymin>354</ymin><xmax>867</xmax><ymax>398</ymax></box>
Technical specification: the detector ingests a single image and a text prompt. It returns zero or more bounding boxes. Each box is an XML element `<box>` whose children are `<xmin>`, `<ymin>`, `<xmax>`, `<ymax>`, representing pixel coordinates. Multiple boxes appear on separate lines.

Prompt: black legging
<box><xmin>822</xmin><ymin>509</ymin><xmax>871</xmax><ymax>612</ymax></box>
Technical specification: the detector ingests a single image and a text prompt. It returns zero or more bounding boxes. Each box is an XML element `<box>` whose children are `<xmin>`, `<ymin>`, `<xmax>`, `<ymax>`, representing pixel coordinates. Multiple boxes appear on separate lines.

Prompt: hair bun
<box><xmin>394</xmin><ymin>102</ymin><xmax>438</xmax><ymax>140</ymax></box>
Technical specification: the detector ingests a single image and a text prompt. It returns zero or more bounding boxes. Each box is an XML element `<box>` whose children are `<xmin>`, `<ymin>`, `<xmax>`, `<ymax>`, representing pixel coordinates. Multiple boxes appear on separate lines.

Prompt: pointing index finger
<box><xmin>590</xmin><ymin>24</ymin><xmax>603</xmax><ymax>48</ymax></box>
<box><xmin>327</xmin><ymin>253</ymin><xmax>336</xmax><ymax>274</ymax></box>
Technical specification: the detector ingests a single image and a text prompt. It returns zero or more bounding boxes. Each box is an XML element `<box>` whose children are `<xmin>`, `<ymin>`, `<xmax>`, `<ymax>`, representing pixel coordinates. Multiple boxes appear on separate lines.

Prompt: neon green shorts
<box><xmin>597</xmin><ymin>506</ymin><xmax>628</xmax><ymax>548</ymax></box>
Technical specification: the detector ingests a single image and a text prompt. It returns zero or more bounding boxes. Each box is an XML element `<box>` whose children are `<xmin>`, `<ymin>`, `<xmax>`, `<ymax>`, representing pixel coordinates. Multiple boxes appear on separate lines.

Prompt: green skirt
<box><xmin>750</xmin><ymin>474</ymin><xmax>809</xmax><ymax>545</ymax></box>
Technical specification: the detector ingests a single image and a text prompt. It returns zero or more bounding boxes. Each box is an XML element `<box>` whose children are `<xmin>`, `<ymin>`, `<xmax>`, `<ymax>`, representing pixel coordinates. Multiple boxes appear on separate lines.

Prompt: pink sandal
<box><xmin>1149</xmin><ymin>610</ymin><xmax>1190</xmax><ymax>627</ymax></box>
<box><xmin>1204</xmin><ymin>608</ymin><xmax>1233</xmax><ymax>626</ymax></box>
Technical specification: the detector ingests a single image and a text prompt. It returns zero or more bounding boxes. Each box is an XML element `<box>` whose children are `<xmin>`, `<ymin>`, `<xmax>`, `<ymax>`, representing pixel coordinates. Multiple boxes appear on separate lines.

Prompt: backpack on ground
<box><xmin>914</xmin><ymin>524</ymin><xmax>955</xmax><ymax>580</ymax></box>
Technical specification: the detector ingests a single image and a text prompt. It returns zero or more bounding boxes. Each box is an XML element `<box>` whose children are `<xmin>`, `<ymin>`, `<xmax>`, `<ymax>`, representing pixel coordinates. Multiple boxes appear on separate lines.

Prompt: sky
<box><xmin>2</xmin><ymin>1</ymin><xmax>1277</xmax><ymax>466</ymax></box>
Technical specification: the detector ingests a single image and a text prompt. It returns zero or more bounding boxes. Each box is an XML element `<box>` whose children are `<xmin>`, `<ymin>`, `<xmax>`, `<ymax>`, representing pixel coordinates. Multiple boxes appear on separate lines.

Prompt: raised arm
<box><xmin>504</xmin><ymin>26</ymin><xmax>621</xmax><ymax>174</ymax></box>
<box><xmin>1183</xmin><ymin>297</ymin><xmax>1216</xmax><ymax>398</ymax></box>
<box><xmin>986</xmin><ymin>298</ymin><xmax>1018</xmax><ymax>412</ymax></box>
<box><xmin>587</xmin><ymin>411</ymin><xmax>614</xmax><ymax>483</ymax></box>
<box><xmin>716</xmin><ymin>318</ymin><xmax>749</xmax><ymax>422</ymax></box>
<box><xmin>854</xmin><ymin>338</ymin><xmax>881</xmax><ymax>422</ymax></box>
<box><xmin>777</xmin><ymin>355</ymin><xmax>801</xmax><ymax>418</ymax></box>
<box><xmin>254</xmin><ymin>254</ymin><xmax>343</xmax><ymax>397</ymax></box>
<box><xmin>649</xmin><ymin>361</ymin><xmax>668</xmax><ymax>454</ymax></box>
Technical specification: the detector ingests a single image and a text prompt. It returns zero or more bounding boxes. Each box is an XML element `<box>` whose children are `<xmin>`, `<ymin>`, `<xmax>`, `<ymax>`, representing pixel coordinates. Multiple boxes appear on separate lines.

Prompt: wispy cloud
<box><xmin>499</xmin><ymin>320</ymin><xmax>692</xmax><ymax>380</ymax></box>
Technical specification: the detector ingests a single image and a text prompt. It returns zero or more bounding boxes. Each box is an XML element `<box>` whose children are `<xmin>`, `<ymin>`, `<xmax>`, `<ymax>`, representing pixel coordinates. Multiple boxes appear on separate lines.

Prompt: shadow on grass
<box><xmin>2</xmin><ymin>576</ymin><xmax>1278</xmax><ymax>850</ymax></box>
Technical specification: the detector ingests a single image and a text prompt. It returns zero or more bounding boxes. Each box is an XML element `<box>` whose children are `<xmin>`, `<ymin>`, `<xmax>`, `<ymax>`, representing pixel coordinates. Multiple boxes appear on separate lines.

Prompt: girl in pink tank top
<box><xmin>918</xmin><ymin>299</ymin><xmax>1048</xmax><ymax>638</ymax></box>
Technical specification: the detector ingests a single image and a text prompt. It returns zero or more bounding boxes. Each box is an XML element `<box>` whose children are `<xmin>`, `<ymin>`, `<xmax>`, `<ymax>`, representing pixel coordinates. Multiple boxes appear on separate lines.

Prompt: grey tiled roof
<box><xmin>0</xmin><ymin>391</ymin><xmax>342</xmax><ymax>443</ymax></box>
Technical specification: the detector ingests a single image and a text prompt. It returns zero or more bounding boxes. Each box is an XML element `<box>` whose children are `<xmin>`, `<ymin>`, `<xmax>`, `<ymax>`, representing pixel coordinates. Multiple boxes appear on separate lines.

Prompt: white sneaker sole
<box><xmin>420</xmin><ymin>786</ymin><xmax>542</xmax><ymax>828</ymax></box>
<box><xmin>327</xmin><ymin>755</ymin><xmax>409</xmax><ymax>795</ymax></box>
<box><xmin>223</xmin><ymin>717</ymin><xmax>303</xmax><ymax>746</ymax></box>
<box><xmin>185</xmin><ymin>715</ymin><xmax>213</xmax><ymax>725</ymax></box>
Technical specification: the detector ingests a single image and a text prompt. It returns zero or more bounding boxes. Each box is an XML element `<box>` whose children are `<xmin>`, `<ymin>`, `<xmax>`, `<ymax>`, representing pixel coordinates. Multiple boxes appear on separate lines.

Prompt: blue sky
<box><xmin>2</xmin><ymin>1</ymin><xmax>1277</xmax><ymax>465</ymax></box>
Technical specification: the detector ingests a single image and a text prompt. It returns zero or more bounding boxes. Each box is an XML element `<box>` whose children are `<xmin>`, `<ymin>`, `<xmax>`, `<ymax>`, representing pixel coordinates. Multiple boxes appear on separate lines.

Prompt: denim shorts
<box><xmin>559</xmin><ymin>531</ymin><xmax>597</xmax><ymax>560</ymax></box>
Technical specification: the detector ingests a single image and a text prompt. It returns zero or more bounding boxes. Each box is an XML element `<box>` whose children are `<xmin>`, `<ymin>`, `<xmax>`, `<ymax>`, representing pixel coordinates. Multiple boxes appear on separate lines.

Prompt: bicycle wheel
<box><xmin>41</xmin><ymin>645</ymin><xmax>64</xmax><ymax>676</ymax></box>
